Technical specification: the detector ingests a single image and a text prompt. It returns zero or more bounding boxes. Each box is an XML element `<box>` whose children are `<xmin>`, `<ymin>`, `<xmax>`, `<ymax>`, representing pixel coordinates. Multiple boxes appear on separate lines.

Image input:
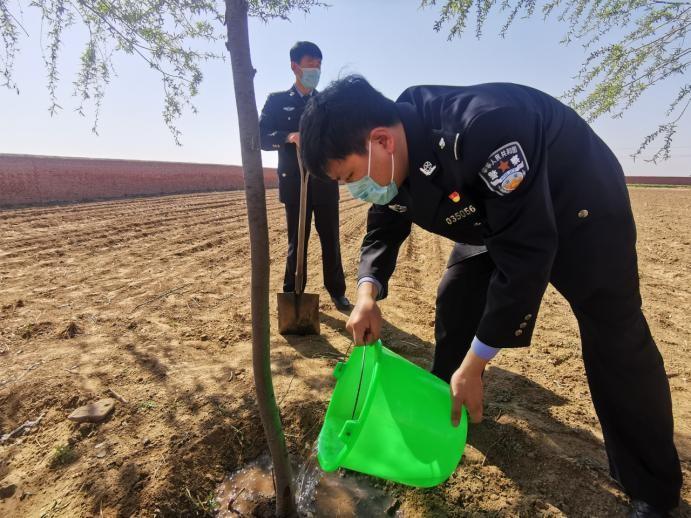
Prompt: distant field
<box><xmin>626</xmin><ymin>176</ymin><xmax>691</xmax><ymax>186</ymax></box>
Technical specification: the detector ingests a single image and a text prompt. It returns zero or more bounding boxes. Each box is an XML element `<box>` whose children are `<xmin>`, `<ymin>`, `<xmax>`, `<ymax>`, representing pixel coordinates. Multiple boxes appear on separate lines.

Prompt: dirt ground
<box><xmin>0</xmin><ymin>186</ymin><xmax>689</xmax><ymax>517</ymax></box>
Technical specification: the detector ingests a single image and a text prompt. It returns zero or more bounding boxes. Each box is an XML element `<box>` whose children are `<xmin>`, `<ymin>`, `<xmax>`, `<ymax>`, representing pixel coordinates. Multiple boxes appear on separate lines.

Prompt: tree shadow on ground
<box><xmin>123</xmin><ymin>342</ymin><xmax>169</xmax><ymax>379</ymax></box>
<box><xmin>281</xmin><ymin>329</ymin><xmax>344</xmax><ymax>360</ymax></box>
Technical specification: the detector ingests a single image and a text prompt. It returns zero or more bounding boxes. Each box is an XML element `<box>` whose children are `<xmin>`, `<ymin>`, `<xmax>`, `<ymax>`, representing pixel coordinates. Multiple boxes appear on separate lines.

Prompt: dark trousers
<box><xmin>433</xmin><ymin>252</ymin><xmax>494</xmax><ymax>383</ymax></box>
<box><xmin>433</xmin><ymin>240</ymin><xmax>681</xmax><ymax>510</ymax></box>
<box><xmin>283</xmin><ymin>202</ymin><xmax>346</xmax><ymax>297</ymax></box>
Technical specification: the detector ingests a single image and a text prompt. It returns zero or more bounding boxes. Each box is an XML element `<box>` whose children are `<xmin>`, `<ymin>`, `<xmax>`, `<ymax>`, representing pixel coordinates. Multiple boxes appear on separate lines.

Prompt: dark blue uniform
<box><xmin>358</xmin><ymin>83</ymin><xmax>681</xmax><ymax>511</ymax></box>
<box><xmin>260</xmin><ymin>85</ymin><xmax>346</xmax><ymax>297</ymax></box>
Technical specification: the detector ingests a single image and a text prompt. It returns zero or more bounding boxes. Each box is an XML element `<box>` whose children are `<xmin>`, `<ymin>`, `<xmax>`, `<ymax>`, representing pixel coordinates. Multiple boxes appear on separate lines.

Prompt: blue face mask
<box><xmin>347</xmin><ymin>140</ymin><xmax>398</xmax><ymax>205</ymax></box>
<box><xmin>299</xmin><ymin>67</ymin><xmax>321</xmax><ymax>90</ymax></box>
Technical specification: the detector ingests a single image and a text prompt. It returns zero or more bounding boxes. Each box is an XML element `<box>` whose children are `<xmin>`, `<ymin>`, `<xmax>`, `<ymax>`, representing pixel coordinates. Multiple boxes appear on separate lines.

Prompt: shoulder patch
<box><xmin>478</xmin><ymin>141</ymin><xmax>528</xmax><ymax>196</ymax></box>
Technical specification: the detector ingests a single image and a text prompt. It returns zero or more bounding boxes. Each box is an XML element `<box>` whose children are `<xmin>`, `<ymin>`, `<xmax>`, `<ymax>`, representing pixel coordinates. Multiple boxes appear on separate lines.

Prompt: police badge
<box><xmin>419</xmin><ymin>161</ymin><xmax>437</xmax><ymax>176</ymax></box>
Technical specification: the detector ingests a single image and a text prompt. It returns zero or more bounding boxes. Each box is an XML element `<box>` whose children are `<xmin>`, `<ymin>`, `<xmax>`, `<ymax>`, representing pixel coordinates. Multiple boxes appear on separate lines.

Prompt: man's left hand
<box><xmin>450</xmin><ymin>351</ymin><xmax>488</xmax><ymax>426</ymax></box>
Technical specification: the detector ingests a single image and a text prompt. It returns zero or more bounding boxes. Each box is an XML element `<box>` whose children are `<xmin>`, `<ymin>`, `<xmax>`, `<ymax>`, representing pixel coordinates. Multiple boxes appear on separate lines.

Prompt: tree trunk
<box><xmin>224</xmin><ymin>1</ymin><xmax>297</xmax><ymax>516</ymax></box>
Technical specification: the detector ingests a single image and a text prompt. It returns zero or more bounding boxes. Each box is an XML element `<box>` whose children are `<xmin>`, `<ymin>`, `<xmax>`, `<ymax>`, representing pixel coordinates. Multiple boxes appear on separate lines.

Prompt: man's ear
<box><xmin>369</xmin><ymin>127</ymin><xmax>395</xmax><ymax>153</ymax></box>
<box><xmin>290</xmin><ymin>61</ymin><xmax>300</xmax><ymax>76</ymax></box>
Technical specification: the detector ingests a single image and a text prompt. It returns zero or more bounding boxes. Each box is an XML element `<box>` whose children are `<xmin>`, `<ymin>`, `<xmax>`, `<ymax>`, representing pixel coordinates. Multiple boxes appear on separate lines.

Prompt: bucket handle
<box><xmin>349</xmin><ymin>340</ymin><xmax>383</xmax><ymax>418</ymax></box>
<box><xmin>351</xmin><ymin>345</ymin><xmax>367</xmax><ymax>419</ymax></box>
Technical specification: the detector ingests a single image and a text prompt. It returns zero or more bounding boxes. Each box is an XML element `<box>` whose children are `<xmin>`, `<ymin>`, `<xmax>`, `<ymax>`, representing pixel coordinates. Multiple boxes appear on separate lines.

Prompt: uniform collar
<box><xmin>395</xmin><ymin>102</ymin><xmax>444</xmax><ymax>229</ymax></box>
<box><xmin>396</xmin><ymin>103</ymin><xmax>441</xmax><ymax>179</ymax></box>
<box><xmin>290</xmin><ymin>84</ymin><xmax>316</xmax><ymax>99</ymax></box>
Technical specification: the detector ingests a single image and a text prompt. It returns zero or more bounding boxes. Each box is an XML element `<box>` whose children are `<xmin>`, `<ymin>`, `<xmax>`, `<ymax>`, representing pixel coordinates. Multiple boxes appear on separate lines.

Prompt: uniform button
<box><xmin>514</xmin><ymin>329</ymin><xmax>523</xmax><ymax>336</ymax></box>
<box><xmin>578</xmin><ymin>209</ymin><xmax>589</xmax><ymax>218</ymax></box>
<box><xmin>288</xmin><ymin>117</ymin><xmax>292</xmax><ymax>120</ymax></box>
<box><xmin>281</xmin><ymin>173</ymin><xmax>287</xmax><ymax>177</ymax></box>
<box><xmin>520</xmin><ymin>322</ymin><xmax>527</xmax><ymax>329</ymax></box>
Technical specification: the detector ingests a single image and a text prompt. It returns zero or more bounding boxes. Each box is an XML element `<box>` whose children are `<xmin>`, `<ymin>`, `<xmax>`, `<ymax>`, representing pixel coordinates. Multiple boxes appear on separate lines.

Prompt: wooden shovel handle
<box><xmin>294</xmin><ymin>144</ymin><xmax>309</xmax><ymax>296</ymax></box>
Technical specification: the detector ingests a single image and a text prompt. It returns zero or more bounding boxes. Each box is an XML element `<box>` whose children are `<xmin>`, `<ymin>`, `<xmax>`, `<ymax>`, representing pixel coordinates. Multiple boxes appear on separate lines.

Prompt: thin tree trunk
<box><xmin>224</xmin><ymin>1</ymin><xmax>297</xmax><ymax>516</ymax></box>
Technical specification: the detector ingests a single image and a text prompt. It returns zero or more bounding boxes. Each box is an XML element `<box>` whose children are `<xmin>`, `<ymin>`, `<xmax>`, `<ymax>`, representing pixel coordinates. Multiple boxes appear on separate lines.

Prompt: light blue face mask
<box><xmin>347</xmin><ymin>140</ymin><xmax>398</xmax><ymax>205</ymax></box>
<box><xmin>299</xmin><ymin>67</ymin><xmax>321</xmax><ymax>90</ymax></box>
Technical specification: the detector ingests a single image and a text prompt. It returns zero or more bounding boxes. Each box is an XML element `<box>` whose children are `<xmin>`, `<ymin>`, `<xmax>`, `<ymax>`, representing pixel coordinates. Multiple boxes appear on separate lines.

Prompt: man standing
<box><xmin>259</xmin><ymin>41</ymin><xmax>351</xmax><ymax>310</ymax></box>
<box><xmin>300</xmin><ymin>75</ymin><xmax>682</xmax><ymax>517</ymax></box>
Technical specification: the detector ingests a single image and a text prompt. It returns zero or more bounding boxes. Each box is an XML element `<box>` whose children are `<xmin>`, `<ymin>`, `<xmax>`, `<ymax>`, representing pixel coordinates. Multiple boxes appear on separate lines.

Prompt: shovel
<box><xmin>277</xmin><ymin>145</ymin><xmax>320</xmax><ymax>335</ymax></box>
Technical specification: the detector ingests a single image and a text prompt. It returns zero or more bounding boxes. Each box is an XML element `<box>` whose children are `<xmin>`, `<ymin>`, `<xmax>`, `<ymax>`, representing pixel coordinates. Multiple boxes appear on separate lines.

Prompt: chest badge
<box><xmin>438</xmin><ymin>137</ymin><xmax>446</xmax><ymax>149</ymax></box>
<box><xmin>283</xmin><ymin>106</ymin><xmax>295</xmax><ymax>111</ymax></box>
<box><xmin>448</xmin><ymin>191</ymin><xmax>461</xmax><ymax>203</ymax></box>
<box><xmin>419</xmin><ymin>161</ymin><xmax>437</xmax><ymax>176</ymax></box>
<box><xmin>388</xmin><ymin>204</ymin><xmax>408</xmax><ymax>213</ymax></box>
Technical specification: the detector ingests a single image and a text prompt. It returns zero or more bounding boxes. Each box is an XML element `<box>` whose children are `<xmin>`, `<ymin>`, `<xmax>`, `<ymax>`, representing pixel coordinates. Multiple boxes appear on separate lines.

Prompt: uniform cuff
<box><xmin>470</xmin><ymin>336</ymin><xmax>500</xmax><ymax>361</ymax></box>
<box><xmin>357</xmin><ymin>276</ymin><xmax>382</xmax><ymax>296</ymax></box>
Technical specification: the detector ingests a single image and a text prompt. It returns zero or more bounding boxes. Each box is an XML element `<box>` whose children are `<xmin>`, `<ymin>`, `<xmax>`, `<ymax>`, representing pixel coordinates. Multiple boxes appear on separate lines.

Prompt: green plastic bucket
<box><xmin>317</xmin><ymin>340</ymin><xmax>468</xmax><ymax>487</ymax></box>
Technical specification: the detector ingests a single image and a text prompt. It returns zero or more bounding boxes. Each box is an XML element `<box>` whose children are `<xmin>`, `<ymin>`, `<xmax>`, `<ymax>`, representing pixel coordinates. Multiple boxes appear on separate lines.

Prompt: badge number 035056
<box><xmin>446</xmin><ymin>205</ymin><xmax>477</xmax><ymax>225</ymax></box>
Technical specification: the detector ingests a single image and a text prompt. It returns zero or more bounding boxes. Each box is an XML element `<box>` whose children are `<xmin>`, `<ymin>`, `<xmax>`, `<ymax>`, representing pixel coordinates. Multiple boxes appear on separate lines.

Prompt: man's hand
<box><xmin>450</xmin><ymin>351</ymin><xmax>488</xmax><ymax>426</ymax></box>
<box><xmin>346</xmin><ymin>282</ymin><xmax>382</xmax><ymax>345</ymax></box>
<box><xmin>286</xmin><ymin>132</ymin><xmax>300</xmax><ymax>145</ymax></box>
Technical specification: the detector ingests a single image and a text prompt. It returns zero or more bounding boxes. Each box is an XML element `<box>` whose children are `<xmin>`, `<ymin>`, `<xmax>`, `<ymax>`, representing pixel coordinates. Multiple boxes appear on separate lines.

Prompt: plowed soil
<box><xmin>0</xmin><ymin>187</ymin><xmax>689</xmax><ymax>517</ymax></box>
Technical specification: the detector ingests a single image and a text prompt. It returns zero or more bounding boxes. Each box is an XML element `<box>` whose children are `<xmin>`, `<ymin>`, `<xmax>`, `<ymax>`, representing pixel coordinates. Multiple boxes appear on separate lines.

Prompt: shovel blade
<box><xmin>277</xmin><ymin>292</ymin><xmax>320</xmax><ymax>335</ymax></box>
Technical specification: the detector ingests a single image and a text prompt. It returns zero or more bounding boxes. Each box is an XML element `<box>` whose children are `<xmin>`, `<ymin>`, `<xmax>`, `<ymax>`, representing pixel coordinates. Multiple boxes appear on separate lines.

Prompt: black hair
<box><xmin>289</xmin><ymin>41</ymin><xmax>322</xmax><ymax>63</ymax></box>
<box><xmin>299</xmin><ymin>75</ymin><xmax>399</xmax><ymax>180</ymax></box>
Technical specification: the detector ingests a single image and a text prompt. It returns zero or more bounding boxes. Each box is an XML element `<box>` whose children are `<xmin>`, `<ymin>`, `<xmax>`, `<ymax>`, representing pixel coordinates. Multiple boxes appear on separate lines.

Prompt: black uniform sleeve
<box><xmin>460</xmin><ymin>106</ymin><xmax>558</xmax><ymax>348</ymax></box>
<box><xmin>357</xmin><ymin>204</ymin><xmax>412</xmax><ymax>300</ymax></box>
<box><xmin>259</xmin><ymin>93</ymin><xmax>291</xmax><ymax>151</ymax></box>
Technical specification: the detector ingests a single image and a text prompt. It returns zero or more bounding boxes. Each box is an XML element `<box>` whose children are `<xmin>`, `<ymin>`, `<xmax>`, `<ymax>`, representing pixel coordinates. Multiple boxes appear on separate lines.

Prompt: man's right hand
<box><xmin>346</xmin><ymin>282</ymin><xmax>382</xmax><ymax>345</ymax></box>
<box><xmin>286</xmin><ymin>132</ymin><xmax>300</xmax><ymax>145</ymax></box>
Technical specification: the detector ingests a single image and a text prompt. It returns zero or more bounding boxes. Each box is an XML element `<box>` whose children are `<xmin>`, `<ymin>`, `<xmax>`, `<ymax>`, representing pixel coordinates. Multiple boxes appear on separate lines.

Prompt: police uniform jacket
<box><xmin>260</xmin><ymin>85</ymin><xmax>339</xmax><ymax>205</ymax></box>
<box><xmin>359</xmin><ymin>83</ymin><xmax>632</xmax><ymax>349</ymax></box>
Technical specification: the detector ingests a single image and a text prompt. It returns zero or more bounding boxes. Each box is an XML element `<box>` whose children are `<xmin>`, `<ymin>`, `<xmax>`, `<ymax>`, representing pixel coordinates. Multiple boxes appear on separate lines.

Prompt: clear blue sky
<box><xmin>1</xmin><ymin>1</ymin><xmax>689</xmax><ymax>176</ymax></box>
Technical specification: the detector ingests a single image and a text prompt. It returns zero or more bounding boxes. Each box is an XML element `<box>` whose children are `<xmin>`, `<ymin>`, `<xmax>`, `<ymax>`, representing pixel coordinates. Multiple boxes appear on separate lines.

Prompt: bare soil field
<box><xmin>0</xmin><ymin>186</ymin><xmax>689</xmax><ymax>517</ymax></box>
